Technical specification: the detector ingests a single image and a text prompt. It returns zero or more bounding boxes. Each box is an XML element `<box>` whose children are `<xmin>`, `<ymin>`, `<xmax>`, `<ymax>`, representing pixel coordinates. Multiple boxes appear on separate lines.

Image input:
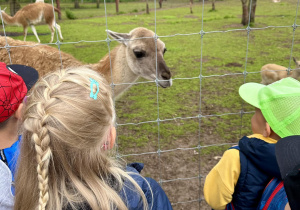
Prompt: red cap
<box><xmin>0</xmin><ymin>62</ymin><xmax>28</xmax><ymax>122</ymax></box>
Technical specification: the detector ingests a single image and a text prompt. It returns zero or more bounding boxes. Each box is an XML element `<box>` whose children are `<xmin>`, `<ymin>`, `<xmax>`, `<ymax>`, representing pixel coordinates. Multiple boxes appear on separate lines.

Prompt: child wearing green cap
<box><xmin>203</xmin><ymin>77</ymin><xmax>300</xmax><ymax>210</ymax></box>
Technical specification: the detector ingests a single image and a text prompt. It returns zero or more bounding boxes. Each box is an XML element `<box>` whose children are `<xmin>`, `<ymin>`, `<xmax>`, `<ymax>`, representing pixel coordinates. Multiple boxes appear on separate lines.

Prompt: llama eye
<box><xmin>133</xmin><ymin>50</ymin><xmax>145</xmax><ymax>58</ymax></box>
<box><xmin>163</xmin><ymin>48</ymin><xmax>167</xmax><ymax>54</ymax></box>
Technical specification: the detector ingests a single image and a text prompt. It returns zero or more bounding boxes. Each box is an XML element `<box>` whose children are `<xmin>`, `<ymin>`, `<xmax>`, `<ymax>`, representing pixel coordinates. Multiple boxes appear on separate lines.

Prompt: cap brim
<box><xmin>7</xmin><ymin>64</ymin><xmax>39</xmax><ymax>91</ymax></box>
<box><xmin>239</xmin><ymin>82</ymin><xmax>265</xmax><ymax>108</ymax></box>
<box><xmin>275</xmin><ymin>136</ymin><xmax>300</xmax><ymax>179</ymax></box>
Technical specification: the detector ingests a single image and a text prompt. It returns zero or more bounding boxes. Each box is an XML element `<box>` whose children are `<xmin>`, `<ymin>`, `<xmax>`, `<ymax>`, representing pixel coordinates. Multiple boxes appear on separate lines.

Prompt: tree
<box><xmin>74</xmin><ymin>0</ymin><xmax>80</xmax><ymax>9</ymax></box>
<box><xmin>159</xmin><ymin>0</ymin><xmax>163</xmax><ymax>8</ymax></box>
<box><xmin>96</xmin><ymin>0</ymin><xmax>100</xmax><ymax>8</ymax></box>
<box><xmin>116</xmin><ymin>0</ymin><xmax>119</xmax><ymax>13</ymax></box>
<box><xmin>212</xmin><ymin>0</ymin><xmax>216</xmax><ymax>11</ymax></box>
<box><xmin>190</xmin><ymin>0</ymin><xmax>193</xmax><ymax>14</ymax></box>
<box><xmin>146</xmin><ymin>0</ymin><xmax>149</xmax><ymax>14</ymax></box>
<box><xmin>241</xmin><ymin>0</ymin><xmax>248</xmax><ymax>25</ymax></box>
<box><xmin>56</xmin><ymin>0</ymin><xmax>61</xmax><ymax>20</ymax></box>
<box><xmin>249</xmin><ymin>0</ymin><xmax>257</xmax><ymax>23</ymax></box>
<box><xmin>9</xmin><ymin>0</ymin><xmax>21</xmax><ymax>16</ymax></box>
<box><xmin>241</xmin><ymin>0</ymin><xmax>257</xmax><ymax>26</ymax></box>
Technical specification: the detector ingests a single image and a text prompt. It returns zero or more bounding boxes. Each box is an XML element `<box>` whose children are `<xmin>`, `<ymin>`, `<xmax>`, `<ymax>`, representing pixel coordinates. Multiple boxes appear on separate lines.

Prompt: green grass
<box><xmin>1</xmin><ymin>0</ymin><xmax>299</xmax><ymax>153</ymax></box>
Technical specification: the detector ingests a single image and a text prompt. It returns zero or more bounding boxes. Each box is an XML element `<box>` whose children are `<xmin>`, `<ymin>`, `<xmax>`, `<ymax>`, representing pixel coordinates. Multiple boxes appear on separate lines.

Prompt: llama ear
<box><xmin>106</xmin><ymin>30</ymin><xmax>131</xmax><ymax>46</ymax></box>
<box><xmin>293</xmin><ymin>57</ymin><xmax>298</xmax><ymax>66</ymax></box>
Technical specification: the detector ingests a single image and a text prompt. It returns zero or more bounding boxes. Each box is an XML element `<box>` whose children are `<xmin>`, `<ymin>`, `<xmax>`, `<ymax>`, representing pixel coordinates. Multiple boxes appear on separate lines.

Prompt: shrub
<box><xmin>65</xmin><ymin>9</ymin><xmax>77</xmax><ymax>19</ymax></box>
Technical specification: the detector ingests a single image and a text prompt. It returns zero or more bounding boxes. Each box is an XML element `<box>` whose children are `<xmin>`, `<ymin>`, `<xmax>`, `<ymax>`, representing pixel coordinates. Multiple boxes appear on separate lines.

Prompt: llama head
<box><xmin>0</xmin><ymin>7</ymin><xmax>7</xmax><ymax>15</ymax></box>
<box><xmin>107</xmin><ymin>27</ymin><xmax>172</xmax><ymax>88</ymax></box>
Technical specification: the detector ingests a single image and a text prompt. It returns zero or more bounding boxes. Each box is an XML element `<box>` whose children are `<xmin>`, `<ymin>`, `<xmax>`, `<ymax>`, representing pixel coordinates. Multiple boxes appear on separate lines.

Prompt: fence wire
<box><xmin>0</xmin><ymin>0</ymin><xmax>299</xmax><ymax>208</ymax></box>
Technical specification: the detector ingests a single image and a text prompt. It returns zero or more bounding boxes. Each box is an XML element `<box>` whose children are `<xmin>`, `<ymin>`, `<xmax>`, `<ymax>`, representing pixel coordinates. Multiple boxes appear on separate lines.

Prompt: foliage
<box><xmin>65</xmin><ymin>9</ymin><xmax>77</xmax><ymax>19</ymax></box>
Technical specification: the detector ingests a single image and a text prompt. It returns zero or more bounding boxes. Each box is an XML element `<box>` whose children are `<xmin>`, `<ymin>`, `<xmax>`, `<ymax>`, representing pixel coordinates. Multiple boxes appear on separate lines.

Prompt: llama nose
<box><xmin>161</xmin><ymin>71</ymin><xmax>171</xmax><ymax>80</ymax></box>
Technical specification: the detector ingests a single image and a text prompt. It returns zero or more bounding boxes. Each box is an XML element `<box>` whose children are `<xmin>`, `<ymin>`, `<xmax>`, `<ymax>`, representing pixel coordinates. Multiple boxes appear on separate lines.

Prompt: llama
<box><xmin>0</xmin><ymin>2</ymin><xmax>63</xmax><ymax>43</ymax></box>
<box><xmin>261</xmin><ymin>57</ymin><xmax>300</xmax><ymax>85</ymax></box>
<box><xmin>0</xmin><ymin>27</ymin><xmax>172</xmax><ymax>98</ymax></box>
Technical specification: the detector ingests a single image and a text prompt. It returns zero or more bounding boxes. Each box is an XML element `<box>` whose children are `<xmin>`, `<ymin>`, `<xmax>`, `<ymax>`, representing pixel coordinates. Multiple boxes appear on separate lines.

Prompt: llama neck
<box><xmin>292</xmin><ymin>68</ymin><xmax>300</xmax><ymax>78</ymax></box>
<box><xmin>1</xmin><ymin>12</ymin><xmax>18</xmax><ymax>25</ymax></box>
<box><xmin>90</xmin><ymin>45</ymin><xmax>139</xmax><ymax>98</ymax></box>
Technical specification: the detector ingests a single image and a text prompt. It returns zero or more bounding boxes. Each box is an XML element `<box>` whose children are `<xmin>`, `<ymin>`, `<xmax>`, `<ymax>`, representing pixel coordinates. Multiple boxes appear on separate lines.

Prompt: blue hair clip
<box><xmin>89</xmin><ymin>78</ymin><xmax>99</xmax><ymax>100</ymax></box>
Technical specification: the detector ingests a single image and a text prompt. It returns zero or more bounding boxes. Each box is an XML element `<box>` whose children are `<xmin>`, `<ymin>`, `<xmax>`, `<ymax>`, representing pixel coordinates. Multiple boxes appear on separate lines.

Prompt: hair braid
<box><xmin>32</xmin><ymin>80</ymin><xmax>57</xmax><ymax>210</ymax></box>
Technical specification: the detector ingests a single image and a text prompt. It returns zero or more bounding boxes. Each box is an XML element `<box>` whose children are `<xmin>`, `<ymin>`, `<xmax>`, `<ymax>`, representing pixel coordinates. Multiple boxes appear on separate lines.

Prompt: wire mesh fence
<box><xmin>0</xmin><ymin>0</ymin><xmax>299</xmax><ymax>209</ymax></box>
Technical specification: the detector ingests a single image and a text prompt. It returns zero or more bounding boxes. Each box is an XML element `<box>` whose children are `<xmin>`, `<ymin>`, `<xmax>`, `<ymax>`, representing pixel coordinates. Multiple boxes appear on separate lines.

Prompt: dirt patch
<box><xmin>0</xmin><ymin>31</ymin><xmax>23</xmax><ymax>36</ymax></box>
<box><xmin>120</xmin><ymin>131</ymin><xmax>224</xmax><ymax>210</ymax></box>
<box><xmin>194</xmin><ymin>56</ymin><xmax>222</xmax><ymax>63</ymax></box>
<box><xmin>223</xmin><ymin>23</ymin><xmax>243</xmax><ymax>29</ymax></box>
<box><xmin>225</xmin><ymin>62</ymin><xmax>243</xmax><ymax>67</ymax></box>
<box><xmin>74</xmin><ymin>44</ymin><xmax>91</xmax><ymax>48</ymax></box>
<box><xmin>260</xmin><ymin>51</ymin><xmax>269</xmax><ymax>56</ymax></box>
<box><xmin>0</xmin><ymin>31</ymin><xmax>49</xmax><ymax>37</ymax></box>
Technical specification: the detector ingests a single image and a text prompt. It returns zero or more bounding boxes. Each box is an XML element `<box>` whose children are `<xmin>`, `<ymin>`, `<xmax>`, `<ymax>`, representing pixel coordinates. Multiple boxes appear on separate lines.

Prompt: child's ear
<box><xmin>109</xmin><ymin>126</ymin><xmax>116</xmax><ymax>150</ymax></box>
<box><xmin>263</xmin><ymin>122</ymin><xmax>271</xmax><ymax>137</ymax></box>
<box><xmin>14</xmin><ymin>103</ymin><xmax>24</xmax><ymax>120</ymax></box>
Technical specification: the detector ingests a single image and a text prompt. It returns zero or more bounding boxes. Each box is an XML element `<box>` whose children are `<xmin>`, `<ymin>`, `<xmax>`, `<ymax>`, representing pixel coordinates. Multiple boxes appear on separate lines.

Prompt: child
<box><xmin>204</xmin><ymin>77</ymin><xmax>300</xmax><ymax>210</ymax></box>
<box><xmin>14</xmin><ymin>67</ymin><xmax>173</xmax><ymax>210</ymax></box>
<box><xmin>0</xmin><ymin>62</ymin><xmax>38</xmax><ymax>190</ymax></box>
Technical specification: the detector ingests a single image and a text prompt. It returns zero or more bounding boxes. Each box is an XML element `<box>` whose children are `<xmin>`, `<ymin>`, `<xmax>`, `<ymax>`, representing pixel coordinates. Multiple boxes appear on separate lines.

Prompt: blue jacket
<box><xmin>229</xmin><ymin>136</ymin><xmax>281</xmax><ymax>210</ymax></box>
<box><xmin>121</xmin><ymin>162</ymin><xmax>173</xmax><ymax>210</ymax></box>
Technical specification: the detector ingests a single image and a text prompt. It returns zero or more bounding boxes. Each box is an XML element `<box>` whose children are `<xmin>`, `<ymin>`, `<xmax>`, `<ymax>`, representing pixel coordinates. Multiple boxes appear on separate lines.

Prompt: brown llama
<box><xmin>0</xmin><ymin>27</ymin><xmax>172</xmax><ymax>99</ymax></box>
<box><xmin>261</xmin><ymin>57</ymin><xmax>300</xmax><ymax>85</ymax></box>
<box><xmin>0</xmin><ymin>2</ymin><xmax>63</xmax><ymax>43</ymax></box>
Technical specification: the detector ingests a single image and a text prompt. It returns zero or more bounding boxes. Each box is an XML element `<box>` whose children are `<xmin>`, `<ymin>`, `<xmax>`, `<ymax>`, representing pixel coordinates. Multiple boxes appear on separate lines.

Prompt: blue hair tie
<box><xmin>89</xmin><ymin>78</ymin><xmax>99</xmax><ymax>100</ymax></box>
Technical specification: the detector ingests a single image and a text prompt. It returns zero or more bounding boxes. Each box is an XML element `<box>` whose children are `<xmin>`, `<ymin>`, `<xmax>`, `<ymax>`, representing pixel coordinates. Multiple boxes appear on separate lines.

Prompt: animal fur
<box><xmin>261</xmin><ymin>57</ymin><xmax>300</xmax><ymax>85</ymax></box>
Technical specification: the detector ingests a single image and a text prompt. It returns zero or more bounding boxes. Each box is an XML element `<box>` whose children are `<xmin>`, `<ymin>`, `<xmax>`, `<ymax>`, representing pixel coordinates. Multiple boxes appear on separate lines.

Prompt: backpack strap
<box><xmin>229</xmin><ymin>145</ymin><xmax>240</xmax><ymax>150</ymax></box>
<box><xmin>225</xmin><ymin>202</ymin><xmax>235</xmax><ymax>210</ymax></box>
<box><xmin>257</xmin><ymin>178</ymin><xmax>287</xmax><ymax>210</ymax></box>
<box><xmin>262</xmin><ymin>180</ymin><xmax>284</xmax><ymax>210</ymax></box>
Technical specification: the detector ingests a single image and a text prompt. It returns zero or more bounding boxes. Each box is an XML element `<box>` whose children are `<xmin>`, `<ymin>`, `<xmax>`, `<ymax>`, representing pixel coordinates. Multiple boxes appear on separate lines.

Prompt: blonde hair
<box><xmin>14</xmin><ymin>67</ymin><xmax>149</xmax><ymax>210</ymax></box>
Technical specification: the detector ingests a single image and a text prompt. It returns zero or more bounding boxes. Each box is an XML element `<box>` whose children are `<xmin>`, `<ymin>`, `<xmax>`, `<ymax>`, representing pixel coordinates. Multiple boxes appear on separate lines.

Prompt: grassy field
<box><xmin>1</xmin><ymin>0</ymin><xmax>300</xmax><ymax>208</ymax></box>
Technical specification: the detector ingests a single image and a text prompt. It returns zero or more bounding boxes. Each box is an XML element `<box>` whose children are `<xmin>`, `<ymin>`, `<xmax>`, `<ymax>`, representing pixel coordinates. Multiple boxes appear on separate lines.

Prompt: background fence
<box><xmin>1</xmin><ymin>0</ymin><xmax>299</xmax><ymax>209</ymax></box>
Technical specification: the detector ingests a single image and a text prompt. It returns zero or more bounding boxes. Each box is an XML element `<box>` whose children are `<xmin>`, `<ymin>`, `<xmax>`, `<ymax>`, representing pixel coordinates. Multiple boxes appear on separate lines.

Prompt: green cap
<box><xmin>239</xmin><ymin>77</ymin><xmax>300</xmax><ymax>138</ymax></box>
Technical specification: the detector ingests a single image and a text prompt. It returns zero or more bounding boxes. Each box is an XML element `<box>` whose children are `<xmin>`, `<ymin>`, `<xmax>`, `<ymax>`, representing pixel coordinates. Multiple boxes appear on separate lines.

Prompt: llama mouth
<box><xmin>157</xmin><ymin>79</ymin><xmax>172</xmax><ymax>88</ymax></box>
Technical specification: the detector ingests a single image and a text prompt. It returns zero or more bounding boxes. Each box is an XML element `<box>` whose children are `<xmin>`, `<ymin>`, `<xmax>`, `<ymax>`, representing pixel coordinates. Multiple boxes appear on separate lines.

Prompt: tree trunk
<box><xmin>212</xmin><ymin>0</ymin><xmax>215</xmax><ymax>11</ymax></box>
<box><xmin>241</xmin><ymin>0</ymin><xmax>248</xmax><ymax>26</ymax></box>
<box><xmin>56</xmin><ymin>0</ymin><xmax>61</xmax><ymax>20</ymax></box>
<box><xmin>159</xmin><ymin>0</ymin><xmax>162</xmax><ymax>8</ymax></box>
<box><xmin>74</xmin><ymin>0</ymin><xmax>80</xmax><ymax>9</ymax></box>
<box><xmin>116</xmin><ymin>0</ymin><xmax>119</xmax><ymax>13</ymax></box>
<box><xmin>9</xmin><ymin>0</ymin><xmax>21</xmax><ymax>16</ymax></box>
<box><xmin>146</xmin><ymin>0</ymin><xmax>149</xmax><ymax>14</ymax></box>
<box><xmin>190</xmin><ymin>0</ymin><xmax>193</xmax><ymax>14</ymax></box>
<box><xmin>249</xmin><ymin>0</ymin><xmax>256</xmax><ymax>23</ymax></box>
<box><xmin>96</xmin><ymin>0</ymin><xmax>100</xmax><ymax>8</ymax></box>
